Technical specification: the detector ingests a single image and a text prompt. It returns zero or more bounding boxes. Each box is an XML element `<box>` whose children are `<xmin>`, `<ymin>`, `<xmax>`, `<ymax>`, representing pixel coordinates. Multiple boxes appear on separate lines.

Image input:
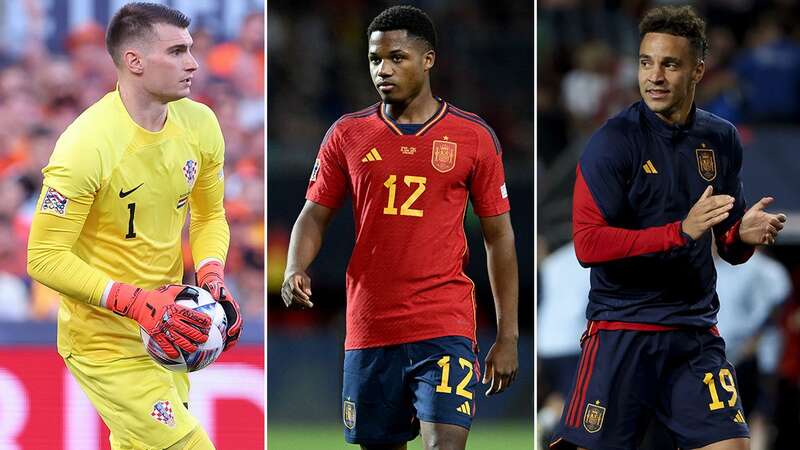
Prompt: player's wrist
<box><xmin>495</xmin><ymin>330</ymin><xmax>519</xmax><ymax>343</ymax></box>
<box><xmin>105</xmin><ymin>282</ymin><xmax>143</xmax><ymax>317</ymax></box>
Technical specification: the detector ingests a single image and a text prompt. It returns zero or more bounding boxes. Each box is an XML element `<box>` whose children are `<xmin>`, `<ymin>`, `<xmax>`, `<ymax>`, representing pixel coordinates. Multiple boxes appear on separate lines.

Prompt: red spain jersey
<box><xmin>306</xmin><ymin>101</ymin><xmax>510</xmax><ymax>349</ymax></box>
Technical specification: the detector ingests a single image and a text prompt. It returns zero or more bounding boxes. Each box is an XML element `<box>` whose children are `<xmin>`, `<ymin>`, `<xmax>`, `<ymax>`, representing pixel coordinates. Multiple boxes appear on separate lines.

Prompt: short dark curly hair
<box><xmin>367</xmin><ymin>5</ymin><xmax>437</xmax><ymax>51</ymax></box>
<box><xmin>106</xmin><ymin>2</ymin><xmax>191</xmax><ymax>66</ymax></box>
<box><xmin>639</xmin><ymin>5</ymin><xmax>707</xmax><ymax>61</ymax></box>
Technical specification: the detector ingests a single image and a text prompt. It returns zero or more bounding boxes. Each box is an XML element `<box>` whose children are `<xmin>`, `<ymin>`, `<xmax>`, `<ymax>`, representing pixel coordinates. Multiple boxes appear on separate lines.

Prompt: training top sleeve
<box><xmin>713</xmin><ymin>126</ymin><xmax>754</xmax><ymax>265</ymax></box>
<box><xmin>27</xmin><ymin>129</ymin><xmax>111</xmax><ymax>306</ymax></box>
<box><xmin>189</xmin><ymin>107</ymin><xmax>230</xmax><ymax>266</ymax></box>
<box><xmin>572</xmin><ymin>126</ymin><xmax>687</xmax><ymax>266</ymax></box>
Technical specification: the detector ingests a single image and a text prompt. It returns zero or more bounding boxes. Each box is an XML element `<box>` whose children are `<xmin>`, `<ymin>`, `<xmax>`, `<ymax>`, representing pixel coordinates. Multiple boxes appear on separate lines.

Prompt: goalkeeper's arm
<box><xmin>27</xmin><ymin>186</ymin><xmax>111</xmax><ymax>305</ymax></box>
<box><xmin>27</xmin><ymin>185</ymin><xmax>211</xmax><ymax>356</ymax></box>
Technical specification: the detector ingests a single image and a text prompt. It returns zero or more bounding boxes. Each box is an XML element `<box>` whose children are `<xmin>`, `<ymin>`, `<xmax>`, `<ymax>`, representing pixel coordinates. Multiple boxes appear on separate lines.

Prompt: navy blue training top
<box><xmin>572</xmin><ymin>101</ymin><xmax>755</xmax><ymax>327</ymax></box>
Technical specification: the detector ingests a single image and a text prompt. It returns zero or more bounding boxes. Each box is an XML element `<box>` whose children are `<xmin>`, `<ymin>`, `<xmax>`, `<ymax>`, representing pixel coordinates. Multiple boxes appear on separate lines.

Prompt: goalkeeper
<box><xmin>26</xmin><ymin>3</ymin><xmax>241</xmax><ymax>449</ymax></box>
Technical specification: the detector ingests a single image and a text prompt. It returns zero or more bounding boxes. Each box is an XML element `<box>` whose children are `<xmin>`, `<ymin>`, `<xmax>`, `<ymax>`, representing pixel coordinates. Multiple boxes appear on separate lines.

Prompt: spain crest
<box><xmin>695</xmin><ymin>148</ymin><xmax>716</xmax><ymax>181</ymax></box>
<box><xmin>583</xmin><ymin>402</ymin><xmax>606</xmax><ymax>433</ymax></box>
<box><xmin>431</xmin><ymin>140</ymin><xmax>457</xmax><ymax>173</ymax></box>
<box><xmin>343</xmin><ymin>400</ymin><xmax>356</xmax><ymax>429</ymax></box>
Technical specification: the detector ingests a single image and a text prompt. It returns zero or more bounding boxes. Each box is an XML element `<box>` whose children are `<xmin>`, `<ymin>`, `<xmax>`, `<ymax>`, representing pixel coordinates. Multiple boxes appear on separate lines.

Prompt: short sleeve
<box><xmin>305</xmin><ymin>120</ymin><xmax>349</xmax><ymax>209</ymax></box>
<box><xmin>469</xmin><ymin>125</ymin><xmax>510</xmax><ymax>217</ymax></box>
<box><xmin>41</xmin><ymin>126</ymin><xmax>102</xmax><ymax>211</ymax></box>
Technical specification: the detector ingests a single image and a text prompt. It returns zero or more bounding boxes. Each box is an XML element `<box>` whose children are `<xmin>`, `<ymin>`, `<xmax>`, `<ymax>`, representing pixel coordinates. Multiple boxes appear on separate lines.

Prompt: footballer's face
<box><xmin>638</xmin><ymin>32</ymin><xmax>704</xmax><ymax>124</ymax></box>
<box><xmin>136</xmin><ymin>23</ymin><xmax>198</xmax><ymax>102</ymax></box>
<box><xmin>368</xmin><ymin>30</ymin><xmax>434</xmax><ymax>104</ymax></box>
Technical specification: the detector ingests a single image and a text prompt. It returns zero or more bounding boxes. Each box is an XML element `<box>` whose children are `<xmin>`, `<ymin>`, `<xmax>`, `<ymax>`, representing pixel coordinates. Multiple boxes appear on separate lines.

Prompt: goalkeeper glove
<box><xmin>196</xmin><ymin>261</ymin><xmax>242</xmax><ymax>351</ymax></box>
<box><xmin>106</xmin><ymin>283</ymin><xmax>211</xmax><ymax>358</ymax></box>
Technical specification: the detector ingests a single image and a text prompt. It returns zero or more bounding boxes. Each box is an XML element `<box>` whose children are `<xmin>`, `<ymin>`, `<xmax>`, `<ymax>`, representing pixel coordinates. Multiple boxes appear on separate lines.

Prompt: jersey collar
<box><xmin>640</xmin><ymin>100</ymin><xmax>697</xmax><ymax>141</ymax></box>
<box><xmin>379</xmin><ymin>98</ymin><xmax>448</xmax><ymax>136</ymax></box>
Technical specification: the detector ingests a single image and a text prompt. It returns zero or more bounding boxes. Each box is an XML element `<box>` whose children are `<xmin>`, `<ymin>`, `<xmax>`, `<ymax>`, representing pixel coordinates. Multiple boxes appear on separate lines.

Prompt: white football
<box><xmin>140</xmin><ymin>285</ymin><xmax>228</xmax><ymax>373</ymax></box>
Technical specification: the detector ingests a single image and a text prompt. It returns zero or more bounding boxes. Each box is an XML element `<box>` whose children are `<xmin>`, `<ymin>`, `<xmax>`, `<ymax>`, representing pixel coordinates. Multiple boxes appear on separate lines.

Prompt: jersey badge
<box><xmin>361</xmin><ymin>148</ymin><xmax>382</xmax><ymax>162</ymax></box>
<box><xmin>401</xmin><ymin>146</ymin><xmax>416</xmax><ymax>155</ymax></box>
<box><xmin>41</xmin><ymin>187</ymin><xmax>68</xmax><ymax>216</ymax></box>
<box><xmin>432</xmin><ymin>140</ymin><xmax>457</xmax><ymax>172</ymax></box>
<box><xmin>343</xmin><ymin>399</ymin><xmax>356</xmax><ymax>429</ymax></box>
<box><xmin>310</xmin><ymin>158</ymin><xmax>321</xmax><ymax>181</ymax></box>
<box><xmin>583</xmin><ymin>401</ymin><xmax>605</xmax><ymax>433</ymax></box>
<box><xmin>182</xmin><ymin>160</ymin><xmax>198</xmax><ymax>186</ymax></box>
<box><xmin>150</xmin><ymin>400</ymin><xmax>176</xmax><ymax>428</ymax></box>
<box><xmin>696</xmin><ymin>147</ymin><xmax>716</xmax><ymax>181</ymax></box>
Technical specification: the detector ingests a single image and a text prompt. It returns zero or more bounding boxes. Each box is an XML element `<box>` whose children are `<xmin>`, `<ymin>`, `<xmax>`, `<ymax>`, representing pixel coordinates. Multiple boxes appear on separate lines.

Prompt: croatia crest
<box><xmin>183</xmin><ymin>160</ymin><xmax>198</xmax><ymax>186</ymax></box>
<box><xmin>150</xmin><ymin>400</ymin><xmax>176</xmax><ymax>428</ymax></box>
<box><xmin>431</xmin><ymin>140</ymin><xmax>457</xmax><ymax>173</ymax></box>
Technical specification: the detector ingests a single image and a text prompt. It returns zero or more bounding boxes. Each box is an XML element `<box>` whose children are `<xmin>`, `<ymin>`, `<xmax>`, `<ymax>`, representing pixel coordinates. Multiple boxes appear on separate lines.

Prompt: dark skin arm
<box><xmin>479</xmin><ymin>212</ymin><xmax>519</xmax><ymax>396</ymax></box>
<box><xmin>281</xmin><ymin>200</ymin><xmax>337</xmax><ymax>308</ymax></box>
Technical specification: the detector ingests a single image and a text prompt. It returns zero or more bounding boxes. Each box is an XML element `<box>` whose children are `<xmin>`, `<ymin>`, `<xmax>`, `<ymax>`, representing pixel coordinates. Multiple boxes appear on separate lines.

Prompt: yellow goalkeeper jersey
<box><xmin>28</xmin><ymin>89</ymin><xmax>230</xmax><ymax>360</ymax></box>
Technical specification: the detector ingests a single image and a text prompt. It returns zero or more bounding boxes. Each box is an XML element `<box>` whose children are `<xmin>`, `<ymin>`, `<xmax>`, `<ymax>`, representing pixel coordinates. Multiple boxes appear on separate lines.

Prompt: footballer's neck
<box><xmin>384</xmin><ymin>83</ymin><xmax>439</xmax><ymax>124</ymax></box>
<box><xmin>118</xmin><ymin>82</ymin><xmax>169</xmax><ymax>132</ymax></box>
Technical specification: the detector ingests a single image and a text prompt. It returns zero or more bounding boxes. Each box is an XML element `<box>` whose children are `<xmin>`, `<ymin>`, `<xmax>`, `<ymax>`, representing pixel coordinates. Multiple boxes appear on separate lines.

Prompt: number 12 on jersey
<box><xmin>383</xmin><ymin>174</ymin><xmax>426</xmax><ymax>217</ymax></box>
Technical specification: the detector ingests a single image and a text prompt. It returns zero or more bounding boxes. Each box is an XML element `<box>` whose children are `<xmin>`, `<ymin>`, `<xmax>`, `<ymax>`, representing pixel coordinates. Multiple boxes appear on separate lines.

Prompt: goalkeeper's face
<box><xmin>638</xmin><ymin>32</ymin><xmax>704</xmax><ymax>124</ymax></box>
<box><xmin>139</xmin><ymin>23</ymin><xmax>198</xmax><ymax>102</ymax></box>
<box><xmin>368</xmin><ymin>29</ymin><xmax>435</xmax><ymax>105</ymax></box>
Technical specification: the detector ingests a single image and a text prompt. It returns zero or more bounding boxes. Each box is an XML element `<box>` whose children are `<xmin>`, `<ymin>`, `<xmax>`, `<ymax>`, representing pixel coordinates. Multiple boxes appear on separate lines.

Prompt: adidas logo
<box><xmin>456</xmin><ymin>401</ymin><xmax>471</xmax><ymax>415</ymax></box>
<box><xmin>733</xmin><ymin>410</ymin><xmax>746</xmax><ymax>424</ymax></box>
<box><xmin>361</xmin><ymin>148</ymin><xmax>382</xmax><ymax>162</ymax></box>
<box><xmin>642</xmin><ymin>160</ymin><xmax>658</xmax><ymax>174</ymax></box>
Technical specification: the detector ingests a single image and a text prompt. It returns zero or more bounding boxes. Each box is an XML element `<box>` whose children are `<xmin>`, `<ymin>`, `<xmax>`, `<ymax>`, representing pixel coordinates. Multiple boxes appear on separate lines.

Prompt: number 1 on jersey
<box><xmin>383</xmin><ymin>174</ymin><xmax>426</xmax><ymax>217</ymax></box>
<box><xmin>126</xmin><ymin>203</ymin><xmax>136</xmax><ymax>239</ymax></box>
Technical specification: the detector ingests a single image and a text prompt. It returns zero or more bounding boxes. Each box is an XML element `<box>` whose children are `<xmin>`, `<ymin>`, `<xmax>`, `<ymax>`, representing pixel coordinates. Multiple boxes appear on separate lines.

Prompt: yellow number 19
<box><xmin>383</xmin><ymin>175</ymin><xmax>426</xmax><ymax>217</ymax></box>
<box><xmin>704</xmin><ymin>368</ymin><xmax>738</xmax><ymax>411</ymax></box>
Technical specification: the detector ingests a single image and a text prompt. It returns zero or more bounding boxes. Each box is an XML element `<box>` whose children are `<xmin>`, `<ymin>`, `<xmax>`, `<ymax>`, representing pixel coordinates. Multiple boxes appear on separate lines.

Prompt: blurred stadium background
<box><xmin>267</xmin><ymin>0</ymin><xmax>533</xmax><ymax>448</ymax></box>
<box><xmin>0</xmin><ymin>1</ymin><xmax>264</xmax><ymax>448</ymax></box>
<box><xmin>538</xmin><ymin>1</ymin><xmax>800</xmax><ymax>449</ymax></box>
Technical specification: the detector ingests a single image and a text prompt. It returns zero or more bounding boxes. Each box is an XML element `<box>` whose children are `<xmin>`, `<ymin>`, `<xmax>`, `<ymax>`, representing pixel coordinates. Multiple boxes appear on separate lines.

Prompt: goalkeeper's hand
<box><xmin>106</xmin><ymin>283</ymin><xmax>212</xmax><ymax>358</ymax></box>
<box><xmin>196</xmin><ymin>261</ymin><xmax>242</xmax><ymax>351</ymax></box>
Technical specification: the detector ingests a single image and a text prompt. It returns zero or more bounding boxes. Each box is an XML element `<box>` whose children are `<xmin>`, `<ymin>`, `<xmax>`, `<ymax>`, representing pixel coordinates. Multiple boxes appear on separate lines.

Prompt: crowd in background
<box><xmin>0</xmin><ymin>4</ymin><xmax>264</xmax><ymax>323</ymax></box>
<box><xmin>538</xmin><ymin>0</ymin><xmax>800</xmax><ymax>245</ymax></box>
<box><xmin>538</xmin><ymin>1</ymin><xmax>800</xmax><ymax>448</ymax></box>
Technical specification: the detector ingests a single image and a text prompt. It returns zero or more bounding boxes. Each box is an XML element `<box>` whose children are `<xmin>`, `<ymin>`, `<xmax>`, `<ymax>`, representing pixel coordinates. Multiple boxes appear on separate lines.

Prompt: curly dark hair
<box><xmin>367</xmin><ymin>5</ymin><xmax>437</xmax><ymax>51</ymax></box>
<box><xmin>106</xmin><ymin>2</ymin><xmax>191</xmax><ymax>66</ymax></box>
<box><xmin>639</xmin><ymin>5</ymin><xmax>707</xmax><ymax>61</ymax></box>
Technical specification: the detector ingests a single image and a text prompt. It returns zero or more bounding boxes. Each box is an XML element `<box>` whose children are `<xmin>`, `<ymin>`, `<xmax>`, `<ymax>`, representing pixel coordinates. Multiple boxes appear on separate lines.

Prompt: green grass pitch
<box><xmin>268</xmin><ymin>421</ymin><xmax>533</xmax><ymax>449</ymax></box>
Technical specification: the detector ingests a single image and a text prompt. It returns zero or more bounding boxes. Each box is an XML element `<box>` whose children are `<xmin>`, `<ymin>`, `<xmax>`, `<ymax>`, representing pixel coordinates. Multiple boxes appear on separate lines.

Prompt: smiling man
<box><xmin>281</xmin><ymin>5</ymin><xmax>519</xmax><ymax>450</ymax></box>
<box><xmin>549</xmin><ymin>5</ymin><xmax>786</xmax><ymax>450</ymax></box>
<box><xmin>26</xmin><ymin>3</ymin><xmax>241</xmax><ymax>449</ymax></box>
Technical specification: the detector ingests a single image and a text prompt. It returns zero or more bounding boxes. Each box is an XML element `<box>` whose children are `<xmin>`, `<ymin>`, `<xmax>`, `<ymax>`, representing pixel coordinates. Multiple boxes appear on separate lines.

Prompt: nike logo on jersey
<box><xmin>642</xmin><ymin>160</ymin><xmax>658</xmax><ymax>174</ymax></box>
<box><xmin>361</xmin><ymin>148</ymin><xmax>382</xmax><ymax>162</ymax></box>
<box><xmin>119</xmin><ymin>183</ymin><xmax>144</xmax><ymax>198</ymax></box>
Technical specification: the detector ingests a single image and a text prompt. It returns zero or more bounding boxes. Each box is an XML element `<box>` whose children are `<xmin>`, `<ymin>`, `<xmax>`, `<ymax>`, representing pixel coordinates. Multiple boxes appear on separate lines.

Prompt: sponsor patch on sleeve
<box><xmin>500</xmin><ymin>183</ymin><xmax>508</xmax><ymax>199</ymax></box>
<box><xmin>310</xmin><ymin>158</ymin><xmax>321</xmax><ymax>181</ymax></box>
<box><xmin>41</xmin><ymin>187</ymin><xmax>69</xmax><ymax>216</ymax></box>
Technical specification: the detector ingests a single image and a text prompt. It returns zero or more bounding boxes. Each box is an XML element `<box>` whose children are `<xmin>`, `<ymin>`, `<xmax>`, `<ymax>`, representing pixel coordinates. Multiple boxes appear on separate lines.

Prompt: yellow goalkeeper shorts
<box><xmin>64</xmin><ymin>353</ymin><xmax>199</xmax><ymax>449</ymax></box>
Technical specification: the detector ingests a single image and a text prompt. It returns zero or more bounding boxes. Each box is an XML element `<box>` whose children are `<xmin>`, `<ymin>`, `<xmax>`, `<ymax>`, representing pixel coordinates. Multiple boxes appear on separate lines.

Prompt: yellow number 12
<box><xmin>384</xmin><ymin>175</ymin><xmax>426</xmax><ymax>217</ymax></box>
